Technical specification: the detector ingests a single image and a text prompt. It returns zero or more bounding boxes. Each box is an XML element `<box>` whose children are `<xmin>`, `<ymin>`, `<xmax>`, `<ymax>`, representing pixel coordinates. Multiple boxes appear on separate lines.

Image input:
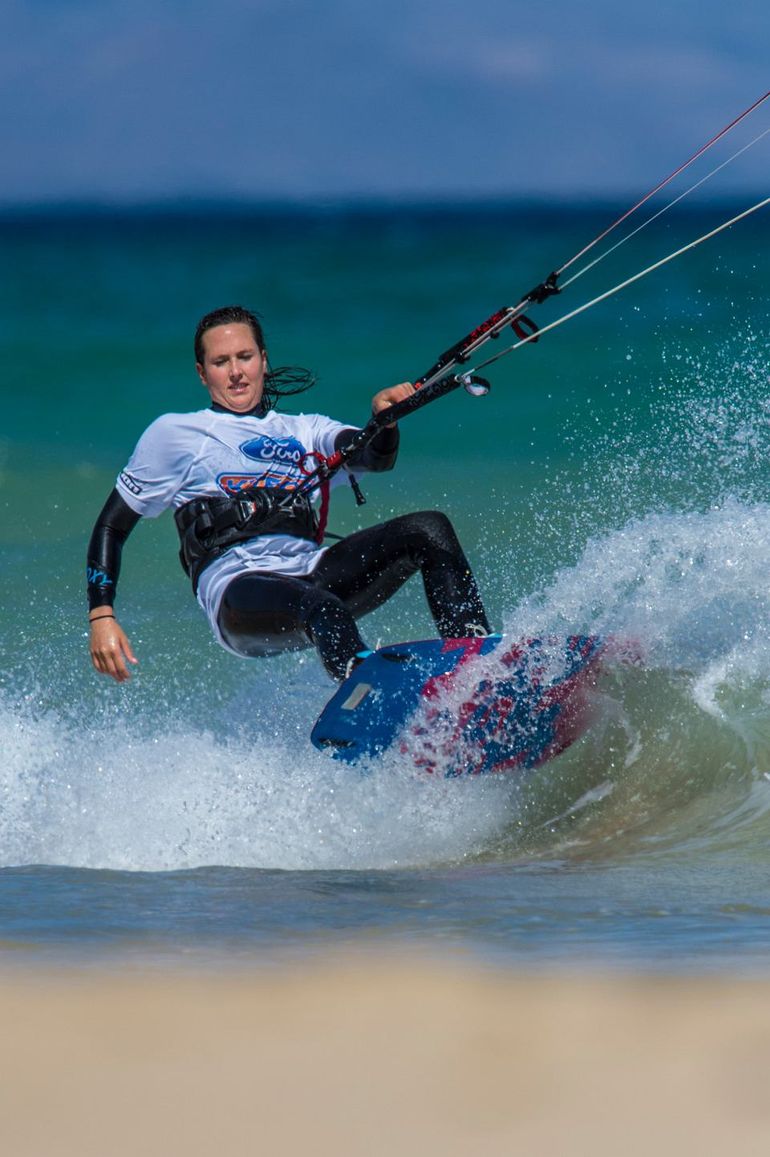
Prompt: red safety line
<box><xmin>558</xmin><ymin>89</ymin><xmax>770</xmax><ymax>277</ymax></box>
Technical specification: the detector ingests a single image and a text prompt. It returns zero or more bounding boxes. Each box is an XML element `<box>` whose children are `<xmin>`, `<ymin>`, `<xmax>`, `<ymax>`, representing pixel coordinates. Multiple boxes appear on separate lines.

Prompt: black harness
<box><xmin>174</xmin><ymin>488</ymin><xmax>318</xmax><ymax>592</ymax></box>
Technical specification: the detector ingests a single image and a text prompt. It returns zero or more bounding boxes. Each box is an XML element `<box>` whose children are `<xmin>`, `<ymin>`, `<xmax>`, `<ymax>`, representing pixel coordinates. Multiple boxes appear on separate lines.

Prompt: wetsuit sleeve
<box><xmin>86</xmin><ymin>489</ymin><xmax>142</xmax><ymax>611</ymax></box>
<box><xmin>334</xmin><ymin>425</ymin><xmax>399</xmax><ymax>472</ymax></box>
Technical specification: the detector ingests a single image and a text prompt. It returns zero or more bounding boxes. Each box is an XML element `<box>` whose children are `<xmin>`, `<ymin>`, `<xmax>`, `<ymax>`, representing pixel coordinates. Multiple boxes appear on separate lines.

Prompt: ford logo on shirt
<box><xmin>240</xmin><ymin>435</ymin><xmax>305</xmax><ymax>465</ymax></box>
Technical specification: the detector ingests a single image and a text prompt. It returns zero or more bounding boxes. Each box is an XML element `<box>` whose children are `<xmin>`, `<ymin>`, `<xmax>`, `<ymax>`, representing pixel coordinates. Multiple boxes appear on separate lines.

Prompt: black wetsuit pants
<box><xmin>218</xmin><ymin>511</ymin><xmax>490</xmax><ymax>680</ymax></box>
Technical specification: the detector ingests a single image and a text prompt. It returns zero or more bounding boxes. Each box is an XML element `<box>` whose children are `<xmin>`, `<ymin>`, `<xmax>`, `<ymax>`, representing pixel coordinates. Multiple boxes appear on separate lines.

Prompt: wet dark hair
<box><xmin>194</xmin><ymin>305</ymin><xmax>316</xmax><ymax>413</ymax></box>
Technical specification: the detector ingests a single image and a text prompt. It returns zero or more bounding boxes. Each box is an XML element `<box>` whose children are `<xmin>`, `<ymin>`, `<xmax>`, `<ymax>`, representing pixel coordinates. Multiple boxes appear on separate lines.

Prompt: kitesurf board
<box><xmin>311</xmin><ymin>634</ymin><xmax>607</xmax><ymax>777</ymax></box>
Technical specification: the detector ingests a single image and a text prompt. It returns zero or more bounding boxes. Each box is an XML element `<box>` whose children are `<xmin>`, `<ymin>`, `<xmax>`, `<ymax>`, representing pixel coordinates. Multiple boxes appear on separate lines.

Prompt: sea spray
<box><xmin>0</xmin><ymin>683</ymin><xmax>515</xmax><ymax>871</ymax></box>
<box><xmin>5</xmin><ymin>492</ymin><xmax>770</xmax><ymax>870</ymax></box>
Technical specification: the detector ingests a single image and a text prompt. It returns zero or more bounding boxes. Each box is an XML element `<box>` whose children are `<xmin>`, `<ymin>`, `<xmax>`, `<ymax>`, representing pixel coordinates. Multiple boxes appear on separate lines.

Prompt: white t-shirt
<box><xmin>115</xmin><ymin>406</ymin><xmax>354</xmax><ymax>652</ymax></box>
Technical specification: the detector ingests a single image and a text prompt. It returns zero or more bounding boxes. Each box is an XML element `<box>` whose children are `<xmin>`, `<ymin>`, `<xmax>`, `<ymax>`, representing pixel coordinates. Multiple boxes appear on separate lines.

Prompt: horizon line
<box><xmin>0</xmin><ymin>190</ymin><xmax>764</xmax><ymax>220</ymax></box>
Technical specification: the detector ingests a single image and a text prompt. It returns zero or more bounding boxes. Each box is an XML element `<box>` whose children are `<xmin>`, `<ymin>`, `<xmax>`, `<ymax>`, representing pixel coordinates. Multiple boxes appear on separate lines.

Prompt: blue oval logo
<box><xmin>240</xmin><ymin>435</ymin><xmax>305</xmax><ymax>465</ymax></box>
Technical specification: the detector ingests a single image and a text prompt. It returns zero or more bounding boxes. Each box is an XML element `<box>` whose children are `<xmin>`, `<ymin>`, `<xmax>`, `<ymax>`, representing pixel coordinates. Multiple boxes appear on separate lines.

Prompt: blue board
<box><xmin>310</xmin><ymin>634</ymin><xmax>607</xmax><ymax>777</ymax></box>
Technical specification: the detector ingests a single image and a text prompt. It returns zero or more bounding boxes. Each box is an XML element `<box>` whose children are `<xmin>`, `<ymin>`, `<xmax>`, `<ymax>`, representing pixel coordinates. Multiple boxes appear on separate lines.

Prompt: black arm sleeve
<box><xmin>86</xmin><ymin>489</ymin><xmax>142</xmax><ymax>611</ymax></box>
<box><xmin>334</xmin><ymin>424</ymin><xmax>399</xmax><ymax>473</ymax></box>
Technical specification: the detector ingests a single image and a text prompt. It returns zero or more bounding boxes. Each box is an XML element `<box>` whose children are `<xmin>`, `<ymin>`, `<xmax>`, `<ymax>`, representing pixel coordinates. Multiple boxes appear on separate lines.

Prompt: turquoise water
<box><xmin>1</xmin><ymin>199</ymin><xmax>770</xmax><ymax>971</ymax></box>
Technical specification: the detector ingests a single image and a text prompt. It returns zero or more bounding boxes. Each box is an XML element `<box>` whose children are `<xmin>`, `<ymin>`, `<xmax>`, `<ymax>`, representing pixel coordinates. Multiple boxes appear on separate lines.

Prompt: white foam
<box><xmin>0</xmin><ymin>688</ymin><xmax>516</xmax><ymax>871</ymax></box>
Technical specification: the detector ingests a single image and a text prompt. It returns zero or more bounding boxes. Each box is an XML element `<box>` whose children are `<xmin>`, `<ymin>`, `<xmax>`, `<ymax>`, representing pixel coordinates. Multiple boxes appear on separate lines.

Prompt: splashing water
<box><xmin>3</xmin><ymin>334</ymin><xmax>770</xmax><ymax>873</ymax></box>
<box><xmin>0</xmin><ymin>682</ymin><xmax>519</xmax><ymax>871</ymax></box>
<box><xmin>5</xmin><ymin>490</ymin><xmax>770</xmax><ymax>871</ymax></box>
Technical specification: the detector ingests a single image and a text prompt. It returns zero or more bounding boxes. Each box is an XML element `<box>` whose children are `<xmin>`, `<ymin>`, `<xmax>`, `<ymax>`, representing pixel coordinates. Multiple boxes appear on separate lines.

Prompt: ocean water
<box><xmin>1</xmin><ymin>193</ymin><xmax>770</xmax><ymax>972</ymax></box>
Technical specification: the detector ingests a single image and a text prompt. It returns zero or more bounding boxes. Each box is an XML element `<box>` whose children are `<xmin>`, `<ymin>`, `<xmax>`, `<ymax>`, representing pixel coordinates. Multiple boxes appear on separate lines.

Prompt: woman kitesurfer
<box><xmin>87</xmin><ymin>305</ymin><xmax>490</xmax><ymax>683</ymax></box>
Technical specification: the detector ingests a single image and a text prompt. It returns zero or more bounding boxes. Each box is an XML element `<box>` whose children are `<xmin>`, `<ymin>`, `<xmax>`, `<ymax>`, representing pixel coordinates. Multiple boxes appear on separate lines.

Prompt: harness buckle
<box><xmin>233</xmin><ymin>488</ymin><xmax>271</xmax><ymax>528</ymax></box>
<box><xmin>292</xmin><ymin>491</ymin><xmax>313</xmax><ymax>516</ymax></box>
<box><xmin>235</xmin><ymin>495</ymin><xmax>258</xmax><ymax>525</ymax></box>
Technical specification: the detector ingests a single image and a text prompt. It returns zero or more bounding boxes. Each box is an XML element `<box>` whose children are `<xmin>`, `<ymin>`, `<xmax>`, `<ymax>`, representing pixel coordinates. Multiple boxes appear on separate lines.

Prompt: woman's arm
<box><xmin>333</xmin><ymin>381</ymin><xmax>415</xmax><ymax>472</ymax></box>
<box><xmin>87</xmin><ymin>489</ymin><xmax>141</xmax><ymax>683</ymax></box>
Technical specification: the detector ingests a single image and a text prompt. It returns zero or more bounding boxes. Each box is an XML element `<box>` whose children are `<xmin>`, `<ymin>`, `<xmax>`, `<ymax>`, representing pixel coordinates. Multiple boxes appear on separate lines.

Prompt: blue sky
<box><xmin>3</xmin><ymin>0</ymin><xmax>767</xmax><ymax>205</ymax></box>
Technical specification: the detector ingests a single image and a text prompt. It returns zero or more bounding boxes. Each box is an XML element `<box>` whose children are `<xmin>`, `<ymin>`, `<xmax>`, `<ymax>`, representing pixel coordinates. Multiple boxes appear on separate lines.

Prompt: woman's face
<box><xmin>196</xmin><ymin>322</ymin><xmax>267</xmax><ymax>412</ymax></box>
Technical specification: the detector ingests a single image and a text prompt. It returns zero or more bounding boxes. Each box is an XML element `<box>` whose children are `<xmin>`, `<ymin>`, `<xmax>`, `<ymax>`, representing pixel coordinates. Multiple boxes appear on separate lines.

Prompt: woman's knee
<box><xmin>395</xmin><ymin>509</ymin><xmax>460</xmax><ymax>553</ymax></box>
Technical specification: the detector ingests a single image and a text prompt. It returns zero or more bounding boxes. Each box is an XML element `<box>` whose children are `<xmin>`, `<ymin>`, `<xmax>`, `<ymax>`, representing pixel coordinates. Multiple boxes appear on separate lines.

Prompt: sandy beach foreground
<box><xmin>2</xmin><ymin>957</ymin><xmax>770</xmax><ymax>1156</ymax></box>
